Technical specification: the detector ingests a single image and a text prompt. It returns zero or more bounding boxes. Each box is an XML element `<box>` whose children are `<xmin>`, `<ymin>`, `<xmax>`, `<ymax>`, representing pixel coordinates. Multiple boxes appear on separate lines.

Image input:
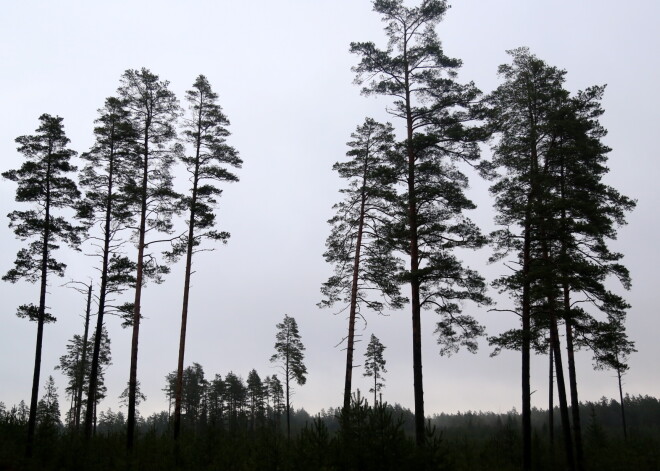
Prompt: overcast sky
<box><xmin>1</xmin><ymin>0</ymin><xmax>658</xmax><ymax>419</ymax></box>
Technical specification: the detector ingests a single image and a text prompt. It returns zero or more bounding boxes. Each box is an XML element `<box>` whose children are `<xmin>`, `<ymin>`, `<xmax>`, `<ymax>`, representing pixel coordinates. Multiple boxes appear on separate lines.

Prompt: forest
<box><xmin>1</xmin><ymin>0</ymin><xmax>658</xmax><ymax>470</ymax></box>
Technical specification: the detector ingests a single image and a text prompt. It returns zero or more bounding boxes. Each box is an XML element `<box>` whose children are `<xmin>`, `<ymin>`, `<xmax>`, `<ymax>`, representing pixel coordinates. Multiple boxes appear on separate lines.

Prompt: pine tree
<box><xmin>351</xmin><ymin>0</ymin><xmax>489</xmax><ymax>445</ymax></box>
<box><xmin>2</xmin><ymin>114</ymin><xmax>82</xmax><ymax>455</ymax></box>
<box><xmin>57</xmin><ymin>326</ymin><xmax>111</xmax><ymax>428</ymax></box>
<box><xmin>246</xmin><ymin>369</ymin><xmax>265</xmax><ymax>430</ymax></box>
<box><xmin>77</xmin><ymin>96</ymin><xmax>139</xmax><ymax>439</ymax></box>
<box><xmin>171</xmin><ymin>75</ymin><xmax>241</xmax><ymax>441</ymax></box>
<box><xmin>320</xmin><ymin>117</ymin><xmax>402</xmax><ymax>411</ymax></box>
<box><xmin>550</xmin><ymin>84</ymin><xmax>635</xmax><ymax>469</ymax></box>
<box><xmin>592</xmin><ymin>318</ymin><xmax>636</xmax><ymax>440</ymax></box>
<box><xmin>206</xmin><ymin>374</ymin><xmax>225</xmax><ymax>428</ymax></box>
<box><xmin>117</xmin><ymin>68</ymin><xmax>181</xmax><ymax>450</ymax></box>
<box><xmin>268</xmin><ymin>374</ymin><xmax>285</xmax><ymax>428</ymax></box>
<box><xmin>56</xmin><ymin>280</ymin><xmax>94</xmax><ymax>429</ymax></box>
<box><xmin>223</xmin><ymin>372</ymin><xmax>247</xmax><ymax>432</ymax></box>
<box><xmin>486</xmin><ymin>48</ymin><xmax>574</xmax><ymax>471</ymax></box>
<box><xmin>270</xmin><ymin>315</ymin><xmax>307</xmax><ymax>440</ymax></box>
<box><xmin>487</xmin><ymin>48</ymin><xmax>635</xmax><ymax>471</ymax></box>
<box><xmin>36</xmin><ymin>376</ymin><xmax>61</xmax><ymax>434</ymax></box>
<box><xmin>363</xmin><ymin>334</ymin><xmax>387</xmax><ymax>406</ymax></box>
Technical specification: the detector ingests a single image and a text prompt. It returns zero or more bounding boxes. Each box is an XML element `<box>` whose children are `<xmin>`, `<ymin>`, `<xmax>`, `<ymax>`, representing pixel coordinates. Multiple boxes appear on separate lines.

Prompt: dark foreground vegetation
<box><xmin>1</xmin><ymin>394</ymin><xmax>658</xmax><ymax>471</ymax></box>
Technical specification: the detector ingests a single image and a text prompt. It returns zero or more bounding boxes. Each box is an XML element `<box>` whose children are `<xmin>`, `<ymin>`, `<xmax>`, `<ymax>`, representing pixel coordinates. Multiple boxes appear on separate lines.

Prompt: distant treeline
<box><xmin>1</xmin><ymin>393</ymin><xmax>658</xmax><ymax>470</ymax></box>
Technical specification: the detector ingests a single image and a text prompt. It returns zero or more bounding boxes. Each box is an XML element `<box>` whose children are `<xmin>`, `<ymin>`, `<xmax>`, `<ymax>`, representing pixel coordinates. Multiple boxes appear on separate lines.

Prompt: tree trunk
<box><xmin>559</xmin><ymin>140</ymin><xmax>585</xmax><ymax>470</ymax></box>
<box><xmin>521</xmin><ymin>125</ymin><xmax>540</xmax><ymax>471</ymax></box>
<box><xmin>85</xmin><ymin>129</ymin><xmax>115</xmax><ymax>440</ymax></box>
<box><xmin>174</xmin><ymin>109</ymin><xmax>203</xmax><ymax>440</ymax></box>
<box><xmin>74</xmin><ymin>284</ymin><xmax>92</xmax><ymax>429</ymax></box>
<box><xmin>617</xmin><ymin>364</ymin><xmax>627</xmax><ymax>440</ymax></box>
<box><xmin>26</xmin><ymin>153</ymin><xmax>52</xmax><ymax>457</ymax></box>
<box><xmin>521</xmin><ymin>211</ymin><xmax>532</xmax><ymax>471</ymax></box>
<box><xmin>549</xmin><ymin>303</ymin><xmax>575</xmax><ymax>471</ymax></box>
<box><xmin>401</xmin><ymin>37</ymin><xmax>425</xmax><ymax>448</ymax></box>
<box><xmin>564</xmin><ymin>291</ymin><xmax>585</xmax><ymax>471</ymax></box>
<box><xmin>549</xmin><ymin>339</ymin><xmax>554</xmax><ymax>448</ymax></box>
<box><xmin>127</xmin><ymin>132</ymin><xmax>149</xmax><ymax>451</ymax></box>
<box><xmin>344</xmin><ymin>157</ymin><xmax>369</xmax><ymax>412</ymax></box>
<box><xmin>285</xmin><ymin>356</ymin><xmax>291</xmax><ymax>440</ymax></box>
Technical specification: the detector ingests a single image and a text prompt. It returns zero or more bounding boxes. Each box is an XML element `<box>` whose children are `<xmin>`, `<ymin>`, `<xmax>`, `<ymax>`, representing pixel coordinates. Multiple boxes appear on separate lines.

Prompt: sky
<box><xmin>0</xmin><ymin>0</ymin><xmax>658</xmax><ymax>419</ymax></box>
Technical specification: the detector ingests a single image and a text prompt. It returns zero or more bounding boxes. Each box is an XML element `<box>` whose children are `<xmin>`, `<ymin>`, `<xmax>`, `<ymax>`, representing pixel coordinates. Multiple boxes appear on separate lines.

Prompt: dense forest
<box><xmin>1</xmin><ymin>0</ymin><xmax>657</xmax><ymax>470</ymax></box>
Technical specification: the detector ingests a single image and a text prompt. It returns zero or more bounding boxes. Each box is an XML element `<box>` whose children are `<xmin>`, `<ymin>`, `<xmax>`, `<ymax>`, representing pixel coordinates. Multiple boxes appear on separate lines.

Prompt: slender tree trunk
<box><xmin>26</xmin><ymin>154</ymin><xmax>52</xmax><ymax>458</ymax></box>
<box><xmin>548</xmin><ymin>293</ymin><xmax>575</xmax><ymax>471</ymax></box>
<box><xmin>85</xmin><ymin>129</ymin><xmax>116</xmax><ymax>440</ymax></box>
<box><xmin>549</xmin><ymin>339</ymin><xmax>554</xmax><ymax>448</ymax></box>
<box><xmin>559</xmin><ymin>150</ymin><xmax>585</xmax><ymax>470</ymax></box>
<box><xmin>564</xmin><ymin>290</ymin><xmax>585</xmax><ymax>470</ymax></box>
<box><xmin>401</xmin><ymin>38</ymin><xmax>425</xmax><ymax>448</ymax></box>
<box><xmin>344</xmin><ymin>157</ymin><xmax>369</xmax><ymax>412</ymax></box>
<box><xmin>616</xmin><ymin>363</ymin><xmax>627</xmax><ymax>440</ymax></box>
<box><xmin>521</xmin><ymin>212</ymin><xmax>532</xmax><ymax>471</ymax></box>
<box><xmin>74</xmin><ymin>284</ymin><xmax>92</xmax><ymax>429</ymax></box>
<box><xmin>174</xmin><ymin>110</ymin><xmax>203</xmax><ymax>440</ymax></box>
<box><xmin>285</xmin><ymin>355</ymin><xmax>291</xmax><ymax>440</ymax></box>
<box><xmin>127</xmin><ymin>132</ymin><xmax>150</xmax><ymax>451</ymax></box>
<box><xmin>521</xmin><ymin>127</ymin><xmax>540</xmax><ymax>471</ymax></box>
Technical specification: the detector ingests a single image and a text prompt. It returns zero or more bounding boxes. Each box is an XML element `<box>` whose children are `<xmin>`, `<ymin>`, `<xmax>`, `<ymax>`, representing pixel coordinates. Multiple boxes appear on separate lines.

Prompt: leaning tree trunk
<box><xmin>543</xmin><ymin>240</ymin><xmax>575</xmax><ymax>471</ymax></box>
<box><xmin>559</xmin><ymin>151</ymin><xmax>585</xmax><ymax>471</ymax></box>
<box><xmin>549</xmin><ymin>310</ymin><xmax>575</xmax><ymax>471</ymax></box>
<box><xmin>174</xmin><ymin>130</ymin><xmax>202</xmax><ymax>441</ymax></box>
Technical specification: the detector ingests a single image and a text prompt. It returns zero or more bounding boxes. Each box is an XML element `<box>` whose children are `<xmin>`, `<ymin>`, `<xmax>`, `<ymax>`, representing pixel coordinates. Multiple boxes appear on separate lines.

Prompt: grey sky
<box><xmin>0</xmin><ymin>0</ymin><xmax>658</xmax><ymax>419</ymax></box>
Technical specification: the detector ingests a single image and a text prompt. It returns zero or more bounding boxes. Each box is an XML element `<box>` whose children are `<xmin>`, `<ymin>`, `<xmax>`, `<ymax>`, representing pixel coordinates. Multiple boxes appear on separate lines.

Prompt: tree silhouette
<box><xmin>171</xmin><ymin>75</ymin><xmax>241</xmax><ymax>441</ymax></box>
<box><xmin>363</xmin><ymin>334</ymin><xmax>387</xmax><ymax>406</ymax></box>
<box><xmin>36</xmin><ymin>376</ymin><xmax>61</xmax><ymax>434</ymax></box>
<box><xmin>270</xmin><ymin>315</ymin><xmax>307</xmax><ymax>440</ymax></box>
<box><xmin>2</xmin><ymin>114</ymin><xmax>81</xmax><ymax>455</ymax></box>
<box><xmin>320</xmin><ymin>117</ymin><xmax>402</xmax><ymax>411</ymax></box>
<box><xmin>487</xmin><ymin>48</ymin><xmax>636</xmax><ymax>471</ymax></box>
<box><xmin>77</xmin><ymin>96</ymin><xmax>139</xmax><ymax>439</ymax></box>
<box><xmin>351</xmin><ymin>0</ymin><xmax>489</xmax><ymax>445</ymax></box>
<box><xmin>57</xmin><ymin>326</ymin><xmax>111</xmax><ymax>428</ymax></box>
<box><xmin>487</xmin><ymin>48</ymin><xmax>574</xmax><ymax>470</ymax></box>
<box><xmin>117</xmin><ymin>68</ymin><xmax>181</xmax><ymax>450</ymax></box>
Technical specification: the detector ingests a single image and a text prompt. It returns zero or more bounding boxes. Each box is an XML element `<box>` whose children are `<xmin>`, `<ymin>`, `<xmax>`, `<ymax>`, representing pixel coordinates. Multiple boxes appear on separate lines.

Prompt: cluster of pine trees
<box><xmin>318</xmin><ymin>1</ymin><xmax>636</xmax><ymax>470</ymax></box>
<box><xmin>0</xmin><ymin>0</ymin><xmax>644</xmax><ymax>470</ymax></box>
<box><xmin>2</xmin><ymin>68</ymin><xmax>242</xmax><ymax>456</ymax></box>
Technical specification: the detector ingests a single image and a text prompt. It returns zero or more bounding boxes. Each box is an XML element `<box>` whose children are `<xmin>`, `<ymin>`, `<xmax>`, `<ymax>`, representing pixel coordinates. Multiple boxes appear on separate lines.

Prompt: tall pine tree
<box><xmin>77</xmin><ymin>96</ymin><xmax>139</xmax><ymax>439</ymax></box>
<box><xmin>270</xmin><ymin>315</ymin><xmax>307</xmax><ymax>440</ymax></box>
<box><xmin>487</xmin><ymin>48</ymin><xmax>573</xmax><ymax>470</ymax></box>
<box><xmin>320</xmin><ymin>117</ymin><xmax>402</xmax><ymax>411</ymax></box>
<box><xmin>351</xmin><ymin>0</ymin><xmax>489</xmax><ymax>445</ymax></box>
<box><xmin>2</xmin><ymin>114</ymin><xmax>81</xmax><ymax>455</ymax></box>
<box><xmin>117</xmin><ymin>68</ymin><xmax>181</xmax><ymax>450</ymax></box>
<box><xmin>170</xmin><ymin>74</ymin><xmax>241</xmax><ymax>440</ymax></box>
